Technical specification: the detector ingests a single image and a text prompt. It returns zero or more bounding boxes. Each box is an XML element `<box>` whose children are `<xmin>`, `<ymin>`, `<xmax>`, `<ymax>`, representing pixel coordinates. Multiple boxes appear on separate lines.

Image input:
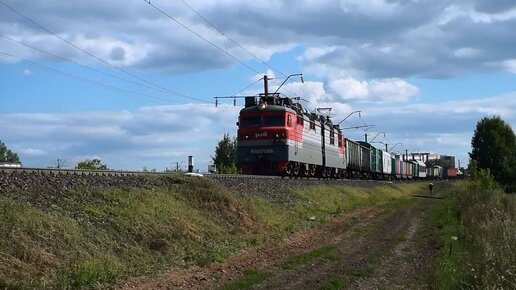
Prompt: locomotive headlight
<box><xmin>258</xmin><ymin>101</ymin><xmax>267</xmax><ymax>110</ymax></box>
<box><xmin>275</xmin><ymin>134</ymin><xmax>279</xmax><ymax>138</ymax></box>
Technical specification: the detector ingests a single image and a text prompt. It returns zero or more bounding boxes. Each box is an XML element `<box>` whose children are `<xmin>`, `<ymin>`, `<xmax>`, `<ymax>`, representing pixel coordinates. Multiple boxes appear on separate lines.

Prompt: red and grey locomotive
<box><xmin>236</xmin><ymin>77</ymin><xmax>346</xmax><ymax>178</ymax></box>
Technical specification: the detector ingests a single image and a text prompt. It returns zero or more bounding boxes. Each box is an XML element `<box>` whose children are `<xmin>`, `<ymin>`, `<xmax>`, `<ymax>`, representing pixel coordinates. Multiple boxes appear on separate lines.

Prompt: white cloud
<box><xmin>329</xmin><ymin>77</ymin><xmax>419</xmax><ymax>102</ymax></box>
<box><xmin>453</xmin><ymin>47</ymin><xmax>482</xmax><ymax>58</ymax></box>
<box><xmin>1</xmin><ymin>0</ymin><xmax>515</xmax><ymax>78</ymax></box>
<box><xmin>500</xmin><ymin>59</ymin><xmax>516</xmax><ymax>73</ymax></box>
<box><xmin>17</xmin><ymin>148</ymin><xmax>46</xmax><ymax>157</ymax></box>
<box><xmin>340</xmin><ymin>0</ymin><xmax>398</xmax><ymax>16</ymax></box>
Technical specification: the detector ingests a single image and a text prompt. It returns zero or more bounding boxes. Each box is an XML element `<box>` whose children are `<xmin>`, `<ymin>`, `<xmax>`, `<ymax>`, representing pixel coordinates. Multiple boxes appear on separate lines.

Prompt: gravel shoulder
<box><xmin>119</xmin><ymin>192</ymin><xmax>440</xmax><ymax>290</ymax></box>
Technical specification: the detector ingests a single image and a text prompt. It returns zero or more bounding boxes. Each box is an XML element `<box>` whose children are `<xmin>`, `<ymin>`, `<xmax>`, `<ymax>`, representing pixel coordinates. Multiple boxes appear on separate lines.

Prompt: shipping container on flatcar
<box><xmin>445</xmin><ymin>168</ymin><xmax>458</xmax><ymax>179</ymax></box>
<box><xmin>394</xmin><ymin>154</ymin><xmax>403</xmax><ymax>179</ymax></box>
<box><xmin>382</xmin><ymin>151</ymin><xmax>392</xmax><ymax>178</ymax></box>
<box><xmin>415</xmin><ymin>160</ymin><xmax>426</xmax><ymax>179</ymax></box>
<box><xmin>411</xmin><ymin>160</ymin><xmax>419</xmax><ymax>178</ymax></box>
<box><xmin>427</xmin><ymin>165</ymin><xmax>443</xmax><ymax>179</ymax></box>
<box><xmin>360</xmin><ymin>144</ymin><xmax>371</xmax><ymax>178</ymax></box>
<box><xmin>345</xmin><ymin>138</ymin><xmax>361</xmax><ymax>178</ymax></box>
<box><xmin>357</xmin><ymin>141</ymin><xmax>383</xmax><ymax>178</ymax></box>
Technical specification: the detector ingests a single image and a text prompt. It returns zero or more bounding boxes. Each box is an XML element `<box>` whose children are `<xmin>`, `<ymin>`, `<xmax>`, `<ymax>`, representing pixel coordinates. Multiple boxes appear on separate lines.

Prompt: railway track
<box><xmin>0</xmin><ymin>167</ymin><xmax>433</xmax><ymax>184</ymax></box>
<box><xmin>0</xmin><ymin>167</ymin><xmax>296</xmax><ymax>180</ymax></box>
<box><xmin>0</xmin><ymin>167</ymin><xmax>167</xmax><ymax>176</ymax></box>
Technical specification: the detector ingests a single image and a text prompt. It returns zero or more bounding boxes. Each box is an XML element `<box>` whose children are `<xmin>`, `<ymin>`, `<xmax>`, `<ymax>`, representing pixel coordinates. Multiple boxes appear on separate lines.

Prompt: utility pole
<box><xmin>264</xmin><ymin>75</ymin><xmax>269</xmax><ymax>97</ymax></box>
<box><xmin>171</xmin><ymin>161</ymin><xmax>184</xmax><ymax>172</ymax></box>
<box><xmin>364</xmin><ymin>133</ymin><xmax>368</xmax><ymax>142</ymax></box>
<box><xmin>54</xmin><ymin>158</ymin><xmax>67</xmax><ymax>169</ymax></box>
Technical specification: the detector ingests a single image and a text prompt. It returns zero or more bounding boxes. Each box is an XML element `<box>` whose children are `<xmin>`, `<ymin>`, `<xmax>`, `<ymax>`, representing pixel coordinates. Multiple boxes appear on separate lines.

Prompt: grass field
<box><xmin>0</xmin><ymin>176</ymin><xmax>426</xmax><ymax>289</ymax></box>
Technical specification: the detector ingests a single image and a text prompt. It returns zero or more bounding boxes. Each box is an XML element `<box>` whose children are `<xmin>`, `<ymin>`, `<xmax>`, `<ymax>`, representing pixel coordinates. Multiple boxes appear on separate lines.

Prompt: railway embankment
<box><xmin>0</xmin><ymin>171</ymin><xmax>426</xmax><ymax>289</ymax></box>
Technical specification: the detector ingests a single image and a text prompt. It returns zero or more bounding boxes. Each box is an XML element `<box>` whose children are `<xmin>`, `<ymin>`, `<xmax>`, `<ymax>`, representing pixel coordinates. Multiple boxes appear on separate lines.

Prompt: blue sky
<box><xmin>1</xmin><ymin>0</ymin><xmax>515</xmax><ymax>171</ymax></box>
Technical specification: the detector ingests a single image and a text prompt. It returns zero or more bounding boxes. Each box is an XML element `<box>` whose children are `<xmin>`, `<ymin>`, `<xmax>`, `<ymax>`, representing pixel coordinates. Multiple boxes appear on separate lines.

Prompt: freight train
<box><xmin>236</xmin><ymin>77</ymin><xmax>454</xmax><ymax>180</ymax></box>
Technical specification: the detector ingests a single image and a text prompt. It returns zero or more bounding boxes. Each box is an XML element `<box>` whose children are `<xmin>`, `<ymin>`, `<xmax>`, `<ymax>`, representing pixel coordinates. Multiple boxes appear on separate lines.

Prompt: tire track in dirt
<box><xmin>117</xmin><ymin>205</ymin><xmax>385</xmax><ymax>290</ymax></box>
<box><xmin>252</xmin><ymin>198</ymin><xmax>439</xmax><ymax>290</ymax></box>
<box><xmin>119</xmin><ymin>194</ymin><xmax>440</xmax><ymax>290</ymax></box>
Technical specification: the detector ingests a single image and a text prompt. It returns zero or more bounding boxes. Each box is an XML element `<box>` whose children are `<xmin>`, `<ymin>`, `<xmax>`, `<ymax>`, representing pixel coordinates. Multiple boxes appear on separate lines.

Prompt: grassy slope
<box><xmin>0</xmin><ymin>176</ymin><xmax>425</xmax><ymax>289</ymax></box>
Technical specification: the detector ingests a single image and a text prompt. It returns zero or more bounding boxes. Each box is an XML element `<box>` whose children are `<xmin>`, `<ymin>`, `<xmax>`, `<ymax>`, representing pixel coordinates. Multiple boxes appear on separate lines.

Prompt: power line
<box><xmin>143</xmin><ymin>0</ymin><xmax>262</xmax><ymax>75</ymax></box>
<box><xmin>231</xmin><ymin>77</ymin><xmax>263</xmax><ymax>96</ymax></box>
<box><xmin>0</xmin><ymin>0</ymin><xmax>211</xmax><ymax>104</ymax></box>
<box><xmin>172</xmin><ymin>1</ymin><xmax>313</xmax><ymax>101</ymax></box>
<box><xmin>0</xmin><ymin>33</ymin><xmax>195</xmax><ymax>101</ymax></box>
<box><xmin>0</xmin><ymin>50</ymin><xmax>178</xmax><ymax>104</ymax></box>
<box><xmin>174</xmin><ymin>0</ymin><xmax>326</xmax><ymax>106</ymax></box>
<box><xmin>177</xmin><ymin>0</ymin><xmax>286</xmax><ymax>78</ymax></box>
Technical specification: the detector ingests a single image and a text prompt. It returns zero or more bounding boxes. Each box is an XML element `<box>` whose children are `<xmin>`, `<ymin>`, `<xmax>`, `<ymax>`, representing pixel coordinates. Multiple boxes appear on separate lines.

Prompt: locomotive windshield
<box><xmin>241</xmin><ymin>116</ymin><xmax>260</xmax><ymax>127</ymax></box>
<box><xmin>264</xmin><ymin>115</ymin><xmax>285</xmax><ymax>127</ymax></box>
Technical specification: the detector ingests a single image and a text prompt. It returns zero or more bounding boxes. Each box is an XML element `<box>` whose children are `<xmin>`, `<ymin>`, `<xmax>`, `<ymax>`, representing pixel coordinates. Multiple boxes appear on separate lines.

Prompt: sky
<box><xmin>1</xmin><ymin>0</ymin><xmax>515</xmax><ymax>171</ymax></box>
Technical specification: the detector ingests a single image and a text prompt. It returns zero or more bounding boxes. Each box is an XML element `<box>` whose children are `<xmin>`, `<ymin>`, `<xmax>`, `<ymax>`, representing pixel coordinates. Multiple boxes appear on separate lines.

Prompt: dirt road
<box><xmin>120</xmin><ymin>194</ymin><xmax>440</xmax><ymax>290</ymax></box>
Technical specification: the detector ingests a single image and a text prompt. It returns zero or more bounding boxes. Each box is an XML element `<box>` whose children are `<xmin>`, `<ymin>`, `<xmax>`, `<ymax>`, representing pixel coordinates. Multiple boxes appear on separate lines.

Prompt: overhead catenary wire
<box><xmin>0</xmin><ymin>0</ymin><xmax>211</xmax><ymax>104</ymax></box>
<box><xmin>174</xmin><ymin>0</ymin><xmax>321</xmax><ymax>103</ymax></box>
<box><xmin>230</xmin><ymin>77</ymin><xmax>264</xmax><ymax>97</ymax></box>
<box><xmin>177</xmin><ymin>0</ymin><xmax>286</xmax><ymax>78</ymax></box>
<box><xmin>214</xmin><ymin>77</ymin><xmax>264</xmax><ymax>106</ymax></box>
<box><xmin>0</xmin><ymin>33</ymin><xmax>198</xmax><ymax>101</ymax></box>
<box><xmin>0</xmin><ymin>51</ymin><xmax>178</xmax><ymax>104</ymax></box>
<box><xmin>143</xmin><ymin>1</ymin><xmax>313</xmax><ymax>105</ymax></box>
<box><xmin>143</xmin><ymin>0</ymin><xmax>262</xmax><ymax>75</ymax></box>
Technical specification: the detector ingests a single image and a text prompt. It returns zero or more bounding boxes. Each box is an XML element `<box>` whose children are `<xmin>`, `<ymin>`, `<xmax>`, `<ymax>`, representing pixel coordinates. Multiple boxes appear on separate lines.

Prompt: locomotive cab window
<box><xmin>296</xmin><ymin>115</ymin><xmax>304</xmax><ymax>126</ymax></box>
<box><xmin>265</xmin><ymin>115</ymin><xmax>285</xmax><ymax>127</ymax></box>
<box><xmin>241</xmin><ymin>116</ymin><xmax>260</xmax><ymax>127</ymax></box>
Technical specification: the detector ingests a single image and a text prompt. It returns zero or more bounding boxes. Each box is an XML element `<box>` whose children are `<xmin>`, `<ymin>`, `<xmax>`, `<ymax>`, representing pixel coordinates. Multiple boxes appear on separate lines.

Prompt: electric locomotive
<box><xmin>236</xmin><ymin>76</ymin><xmax>346</xmax><ymax>178</ymax></box>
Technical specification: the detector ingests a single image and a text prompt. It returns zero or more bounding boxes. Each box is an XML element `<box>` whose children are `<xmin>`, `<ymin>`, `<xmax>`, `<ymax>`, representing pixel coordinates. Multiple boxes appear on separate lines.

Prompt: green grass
<box><xmin>427</xmin><ymin>177</ymin><xmax>516</xmax><ymax>289</ymax></box>
<box><xmin>393</xmin><ymin>234</ymin><xmax>406</xmax><ymax>242</ymax></box>
<box><xmin>347</xmin><ymin>267</ymin><xmax>374</xmax><ymax>278</ymax></box>
<box><xmin>0</xmin><ymin>176</ymin><xmax>428</xmax><ymax>289</ymax></box>
<box><xmin>220</xmin><ymin>268</ymin><xmax>269</xmax><ymax>290</ymax></box>
<box><xmin>425</xmin><ymin>197</ymin><xmax>462</xmax><ymax>289</ymax></box>
<box><xmin>322</xmin><ymin>276</ymin><xmax>349</xmax><ymax>290</ymax></box>
<box><xmin>291</xmin><ymin>183</ymin><xmax>424</xmax><ymax>223</ymax></box>
<box><xmin>281</xmin><ymin>245</ymin><xmax>340</xmax><ymax>269</ymax></box>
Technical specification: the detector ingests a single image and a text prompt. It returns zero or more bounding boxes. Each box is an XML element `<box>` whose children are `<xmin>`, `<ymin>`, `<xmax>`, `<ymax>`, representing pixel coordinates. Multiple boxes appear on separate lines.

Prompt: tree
<box><xmin>0</xmin><ymin>140</ymin><xmax>20</xmax><ymax>163</ymax></box>
<box><xmin>76</xmin><ymin>158</ymin><xmax>108</xmax><ymax>170</ymax></box>
<box><xmin>211</xmin><ymin>133</ymin><xmax>237</xmax><ymax>174</ymax></box>
<box><xmin>470</xmin><ymin>116</ymin><xmax>516</xmax><ymax>188</ymax></box>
